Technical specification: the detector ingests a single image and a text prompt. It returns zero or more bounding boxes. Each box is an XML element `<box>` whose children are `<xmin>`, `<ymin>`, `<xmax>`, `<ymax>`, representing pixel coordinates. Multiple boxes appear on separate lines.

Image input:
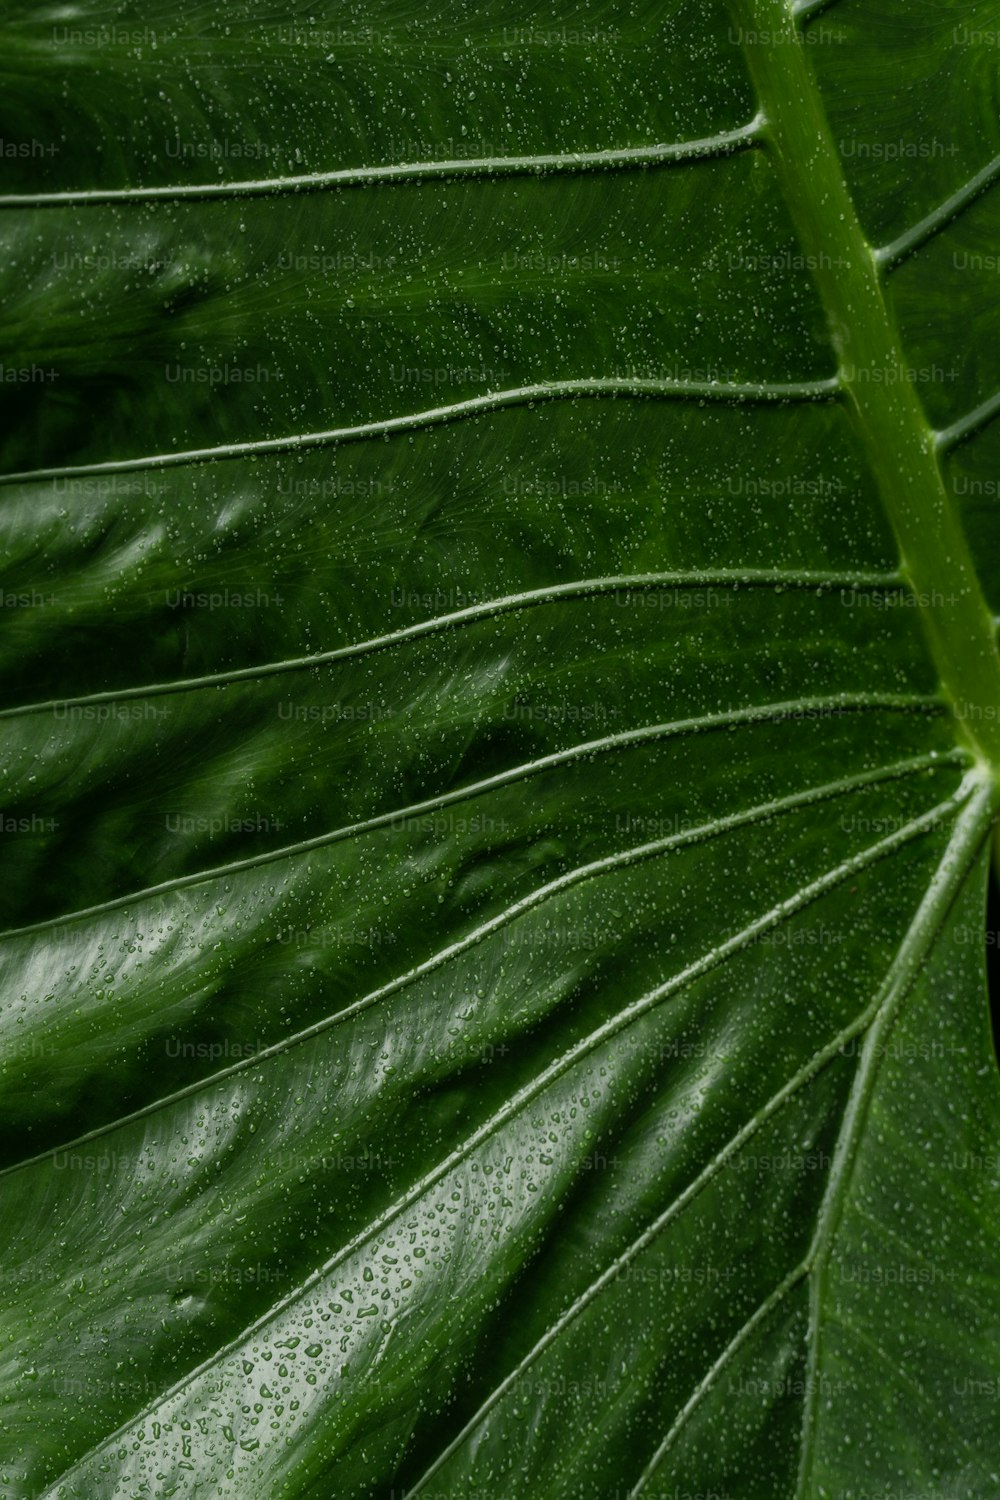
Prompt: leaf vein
<box><xmin>0</xmin><ymin>751</ymin><xmax>956</xmax><ymax>1180</ymax></box>
<box><xmin>0</xmin><ymin>571</ymin><xmax>908</xmax><ymax>720</ymax></box>
<box><xmin>0</xmin><ymin>378</ymin><xmax>842</xmax><ymax>487</ymax></box>
<box><xmin>0</xmin><ymin>120</ymin><xmax>765</xmax><ymax>209</ymax></box>
<box><xmin>0</xmin><ymin>699</ymin><xmax>946</xmax><ymax>942</ymax></box>
<box><xmin>41</xmin><ymin>781</ymin><xmax>974</xmax><ymax>1484</ymax></box>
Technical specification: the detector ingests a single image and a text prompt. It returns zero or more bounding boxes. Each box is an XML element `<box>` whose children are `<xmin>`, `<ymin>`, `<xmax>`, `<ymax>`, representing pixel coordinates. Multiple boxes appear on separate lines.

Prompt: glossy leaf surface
<box><xmin>2</xmin><ymin>1</ymin><xmax>1000</xmax><ymax>1496</ymax></box>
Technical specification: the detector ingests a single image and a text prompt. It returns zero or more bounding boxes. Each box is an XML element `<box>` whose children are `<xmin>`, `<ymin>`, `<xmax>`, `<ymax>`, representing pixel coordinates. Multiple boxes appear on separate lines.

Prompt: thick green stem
<box><xmin>732</xmin><ymin>0</ymin><xmax>1000</xmax><ymax>777</ymax></box>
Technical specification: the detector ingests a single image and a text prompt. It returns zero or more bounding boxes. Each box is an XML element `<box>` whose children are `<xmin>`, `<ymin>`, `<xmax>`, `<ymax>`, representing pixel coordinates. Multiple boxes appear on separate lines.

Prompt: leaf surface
<box><xmin>2</xmin><ymin>2</ymin><xmax>1000</xmax><ymax>1496</ymax></box>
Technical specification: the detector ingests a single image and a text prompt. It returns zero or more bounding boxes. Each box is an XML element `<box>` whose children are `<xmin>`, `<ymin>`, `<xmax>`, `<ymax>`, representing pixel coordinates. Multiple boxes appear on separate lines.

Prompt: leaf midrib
<box><xmin>729</xmin><ymin>0</ymin><xmax>1000</xmax><ymax>1492</ymax></box>
<box><xmin>733</xmin><ymin>0</ymin><xmax>1000</xmax><ymax>775</ymax></box>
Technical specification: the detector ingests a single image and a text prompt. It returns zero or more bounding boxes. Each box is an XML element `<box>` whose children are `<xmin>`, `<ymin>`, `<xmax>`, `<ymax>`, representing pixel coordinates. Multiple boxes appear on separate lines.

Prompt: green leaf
<box><xmin>2</xmin><ymin>1</ymin><xmax>1000</xmax><ymax>1496</ymax></box>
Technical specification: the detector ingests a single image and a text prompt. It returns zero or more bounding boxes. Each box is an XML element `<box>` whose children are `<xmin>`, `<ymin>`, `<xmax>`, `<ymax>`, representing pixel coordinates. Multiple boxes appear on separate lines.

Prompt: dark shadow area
<box><xmin>988</xmin><ymin>864</ymin><xmax>1000</xmax><ymax>1065</ymax></box>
